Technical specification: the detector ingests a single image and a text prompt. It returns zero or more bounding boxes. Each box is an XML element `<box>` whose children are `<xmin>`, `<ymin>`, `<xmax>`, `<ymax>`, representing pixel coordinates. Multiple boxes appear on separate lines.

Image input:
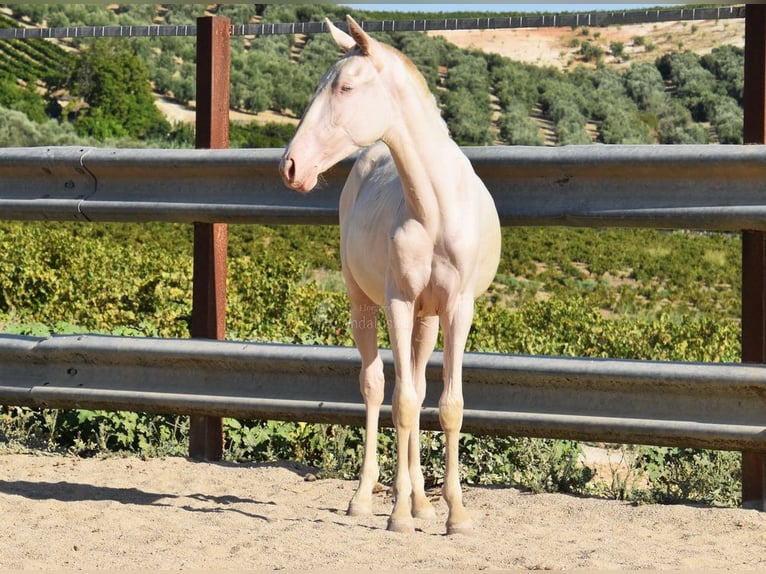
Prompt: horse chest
<box><xmin>389</xmin><ymin>221</ymin><xmax>471</xmax><ymax>312</ymax></box>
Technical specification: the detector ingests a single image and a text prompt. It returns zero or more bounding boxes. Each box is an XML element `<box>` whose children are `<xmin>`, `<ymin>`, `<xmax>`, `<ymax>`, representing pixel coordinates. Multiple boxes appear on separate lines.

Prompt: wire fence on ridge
<box><xmin>0</xmin><ymin>5</ymin><xmax>746</xmax><ymax>41</ymax></box>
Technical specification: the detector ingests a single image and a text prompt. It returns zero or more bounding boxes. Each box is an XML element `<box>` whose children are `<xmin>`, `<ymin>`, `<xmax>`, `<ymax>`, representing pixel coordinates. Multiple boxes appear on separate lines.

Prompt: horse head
<box><xmin>280</xmin><ymin>16</ymin><xmax>398</xmax><ymax>193</ymax></box>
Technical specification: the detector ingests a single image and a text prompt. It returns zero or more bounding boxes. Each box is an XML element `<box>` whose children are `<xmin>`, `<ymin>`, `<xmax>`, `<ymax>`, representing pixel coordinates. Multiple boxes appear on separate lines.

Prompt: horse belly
<box><xmin>473</xmin><ymin>187</ymin><xmax>502</xmax><ymax>297</ymax></box>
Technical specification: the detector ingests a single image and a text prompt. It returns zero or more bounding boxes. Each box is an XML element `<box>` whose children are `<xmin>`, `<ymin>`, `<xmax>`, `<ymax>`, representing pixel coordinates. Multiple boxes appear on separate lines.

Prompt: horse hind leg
<box><xmin>409</xmin><ymin>315</ymin><xmax>439</xmax><ymax>520</ymax></box>
<box><xmin>346</xmin><ymin>287</ymin><xmax>384</xmax><ymax>517</ymax></box>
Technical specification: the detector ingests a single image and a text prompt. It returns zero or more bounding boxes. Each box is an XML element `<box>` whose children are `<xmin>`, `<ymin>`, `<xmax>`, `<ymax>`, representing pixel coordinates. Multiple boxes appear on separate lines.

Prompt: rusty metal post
<box><xmin>742</xmin><ymin>4</ymin><xmax>766</xmax><ymax>510</ymax></box>
<box><xmin>189</xmin><ymin>15</ymin><xmax>230</xmax><ymax>460</ymax></box>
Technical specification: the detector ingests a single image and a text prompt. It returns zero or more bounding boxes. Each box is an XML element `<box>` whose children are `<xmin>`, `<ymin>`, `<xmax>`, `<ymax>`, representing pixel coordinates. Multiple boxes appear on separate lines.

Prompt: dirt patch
<box><xmin>1</xmin><ymin>452</ymin><xmax>765</xmax><ymax>570</ymax></box>
<box><xmin>430</xmin><ymin>17</ymin><xmax>745</xmax><ymax>70</ymax></box>
<box><xmin>431</xmin><ymin>27</ymin><xmax>567</xmax><ymax>68</ymax></box>
<box><xmin>154</xmin><ymin>95</ymin><xmax>299</xmax><ymax>126</ymax></box>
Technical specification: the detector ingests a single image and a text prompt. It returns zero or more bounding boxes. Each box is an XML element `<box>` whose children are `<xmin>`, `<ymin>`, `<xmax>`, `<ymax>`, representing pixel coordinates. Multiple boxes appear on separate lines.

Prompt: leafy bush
<box><xmin>600</xmin><ymin>106</ymin><xmax>653</xmax><ymax>144</ymax></box>
<box><xmin>72</xmin><ymin>39</ymin><xmax>170</xmax><ymax>140</ymax></box>
<box><xmin>497</xmin><ymin>102</ymin><xmax>544</xmax><ymax>145</ymax></box>
<box><xmin>0</xmin><ymin>73</ymin><xmax>47</xmax><ymax>122</ymax></box>
<box><xmin>442</xmin><ymin>88</ymin><xmax>494</xmax><ymax>145</ymax></box>
<box><xmin>0</xmin><ymin>106</ymin><xmax>85</xmax><ymax>147</ymax></box>
<box><xmin>655</xmin><ymin>100</ymin><xmax>709</xmax><ymax>144</ymax></box>
<box><xmin>635</xmin><ymin>447</ymin><xmax>741</xmax><ymax>507</ymax></box>
<box><xmin>585</xmin><ymin>67</ymin><xmax>653</xmax><ymax>144</ymax></box>
<box><xmin>712</xmin><ymin>96</ymin><xmax>744</xmax><ymax>144</ymax></box>
<box><xmin>0</xmin><ymin>222</ymin><xmax>193</xmax><ymax>336</ymax></box>
<box><xmin>610</xmin><ymin>41</ymin><xmax>626</xmax><ymax>60</ymax></box>
<box><xmin>668</xmin><ymin>52</ymin><xmax>742</xmax><ymax>145</ymax></box>
<box><xmin>701</xmin><ymin>45</ymin><xmax>744</xmax><ymax>105</ymax></box>
<box><xmin>624</xmin><ymin>61</ymin><xmax>666</xmax><ymax>110</ymax></box>
<box><xmin>441</xmin><ymin>51</ymin><xmax>494</xmax><ymax>145</ymax></box>
<box><xmin>539</xmin><ymin>76</ymin><xmax>593</xmax><ymax>144</ymax></box>
<box><xmin>489</xmin><ymin>57</ymin><xmax>543</xmax><ymax>110</ymax></box>
<box><xmin>229</xmin><ymin>122</ymin><xmax>296</xmax><ymax>148</ymax></box>
<box><xmin>579</xmin><ymin>40</ymin><xmax>604</xmax><ymax>63</ymax></box>
<box><xmin>394</xmin><ymin>32</ymin><xmax>452</xmax><ymax>92</ymax></box>
<box><xmin>0</xmin><ymin>405</ymin><xmax>188</xmax><ymax>458</ymax></box>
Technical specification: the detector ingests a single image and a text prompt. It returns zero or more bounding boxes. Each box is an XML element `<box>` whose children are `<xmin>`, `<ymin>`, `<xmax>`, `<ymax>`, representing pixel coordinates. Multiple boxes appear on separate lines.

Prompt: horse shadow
<box><xmin>0</xmin><ymin>478</ymin><xmax>176</xmax><ymax>506</ymax></box>
<box><xmin>0</xmin><ymin>463</ymin><xmax>277</xmax><ymax>521</ymax></box>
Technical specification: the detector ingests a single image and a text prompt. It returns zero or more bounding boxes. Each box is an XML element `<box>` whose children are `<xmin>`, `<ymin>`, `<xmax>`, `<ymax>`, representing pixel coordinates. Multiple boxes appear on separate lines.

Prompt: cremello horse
<box><xmin>280</xmin><ymin>16</ymin><xmax>501</xmax><ymax>535</ymax></box>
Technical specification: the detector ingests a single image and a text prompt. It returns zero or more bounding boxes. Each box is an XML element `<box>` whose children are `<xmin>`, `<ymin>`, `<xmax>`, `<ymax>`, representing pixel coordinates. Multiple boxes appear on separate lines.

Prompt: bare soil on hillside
<box><xmin>430</xmin><ymin>17</ymin><xmax>745</xmax><ymax>70</ymax></box>
<box><xmin>154</xmin><ymin>96</ymin><xmax>299</xmax><ymax>126</ymax></box>
<box><xmin>1</xmin><ymin>452</ymin><xmax>765</xmax><ymax>570</ymax></box>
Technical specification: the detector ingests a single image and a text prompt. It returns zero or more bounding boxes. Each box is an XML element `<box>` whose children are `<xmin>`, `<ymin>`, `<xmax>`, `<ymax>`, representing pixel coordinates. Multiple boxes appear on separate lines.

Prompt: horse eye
<box><xmin>340</xmin><ymin>84</ymin><xmax>353</xmax><ymax>94</ymax></box>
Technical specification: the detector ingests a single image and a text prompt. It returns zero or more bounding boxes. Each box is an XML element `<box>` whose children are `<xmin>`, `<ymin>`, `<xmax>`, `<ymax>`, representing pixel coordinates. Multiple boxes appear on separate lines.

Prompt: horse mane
<box><xmin>383</xmin><ymin>43</ymin><xmax>450</xmax><ymax>136</ymax></box>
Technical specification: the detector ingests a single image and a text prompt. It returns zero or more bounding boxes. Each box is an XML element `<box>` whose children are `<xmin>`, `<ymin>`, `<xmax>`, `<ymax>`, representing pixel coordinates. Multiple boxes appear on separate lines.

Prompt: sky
<box><xmin>346</xmin><ymin>3</ymin><xmax>677</xmax><ymax>12</ymax></box>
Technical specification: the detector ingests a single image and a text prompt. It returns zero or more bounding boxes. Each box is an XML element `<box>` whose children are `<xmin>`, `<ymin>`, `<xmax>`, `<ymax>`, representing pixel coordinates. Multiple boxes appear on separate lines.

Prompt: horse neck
<box><xmin>382</xmin><ymin>80</ymin><xmax>464</xmax><ymax>236</ymax></box>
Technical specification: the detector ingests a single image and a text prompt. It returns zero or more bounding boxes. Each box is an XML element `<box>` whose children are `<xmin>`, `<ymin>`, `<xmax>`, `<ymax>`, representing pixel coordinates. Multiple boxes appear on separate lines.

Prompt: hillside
<box><xmin>154</xmin><ymin>16</ymin><xmax>746</xmax><ymax>127</ymax></box>
<box><xmin>0</xmin><ymin>4</ymin><xmax>747</xmax><ymax>147</ymax></box>
<box><xmin>146</xmin><ymin>8</ymin><xmax>749</xmax><ymax>128</ymax></box>
<box><xmin>432</xmin><ymin>16</ymin><xmax>745</xmax><ymax>69</ymax></box>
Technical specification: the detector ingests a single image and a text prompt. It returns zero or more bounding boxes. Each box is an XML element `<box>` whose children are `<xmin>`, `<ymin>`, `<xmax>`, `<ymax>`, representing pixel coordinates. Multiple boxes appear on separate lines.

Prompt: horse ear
<box><xmin>325</xmin><ymin>18</ymin><xmax>355</xmax><ymax>52</ymax></box>
<box><xmin>346</xmin><ymin>15</ymin><xmax>374</xmax><ymax>57</ymax></box>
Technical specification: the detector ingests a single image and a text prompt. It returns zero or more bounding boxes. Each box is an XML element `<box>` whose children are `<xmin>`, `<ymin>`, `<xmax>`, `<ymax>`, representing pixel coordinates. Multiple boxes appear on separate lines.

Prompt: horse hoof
<box><xmin>387</xmin><ymin>517</ymin><xmax>415</xmax><ymax>534</ymax></box>
<box><xmin>347</xmin><ymin>501</ymin><xmax>373</xmax><ymax>516</ymax></box>
<box><xmin>446</xmin><ymin>520</ymin><xmax>474</xmax><ymax>536</ymax></box>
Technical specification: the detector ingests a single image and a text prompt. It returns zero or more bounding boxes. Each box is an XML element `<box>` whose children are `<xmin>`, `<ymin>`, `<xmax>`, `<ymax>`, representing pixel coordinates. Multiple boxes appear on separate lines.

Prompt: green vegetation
<box><xmin>0</xmin><ymin>106</ymin><xmax>84</xmax><ymax>146</ymax></box>
<box><xmin>71</xmin><ymin>39</ymin><xmax>170</xmax><ymax>140</ymax></box>
<box><xmin>0</xmin><ymin>221</ymin><xmax>744</xmax><ymax>507</ymax></box>
<box><xmin>0</xmin><ymin>73</ymin><xmax>47</xmax><ymax>122</ymax></box>
<box><xmin>0</xmin><ymin>3</ymin><xmax>747</xmax><ymax>147</ymax></box>
<box><xmin>0</xmin><ymin>12</ymin><xmax>75</xmax><ymax>88</ymax></box>
<box><xmin>657</xmin><ymin>47</ymin><xmax>744</xmax><ymax>143</ymax></box>
<box><xmin>441</xmin><ymin>50</ymin><xmax>494</xmax><ymax>145</ymax></box>
<box><xmin>0</xmin><ymin>4</ymin><xmax>749</xmax><ymax>508</ymax></box>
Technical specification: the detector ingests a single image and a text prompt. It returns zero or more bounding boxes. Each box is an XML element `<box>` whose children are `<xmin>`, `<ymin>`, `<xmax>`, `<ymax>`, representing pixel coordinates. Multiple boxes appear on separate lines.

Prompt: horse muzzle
<box><xmin>280</xmin><ymin>153</ymin><xmax>318</xmax><ymax>194</ymax></box>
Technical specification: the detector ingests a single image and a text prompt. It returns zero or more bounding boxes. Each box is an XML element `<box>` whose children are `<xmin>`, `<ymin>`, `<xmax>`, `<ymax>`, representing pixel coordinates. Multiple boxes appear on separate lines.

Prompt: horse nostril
<box><xmin>284</xmin><ymin>157</ymin><xmax>296</xmax><ymax>182</ymax></box>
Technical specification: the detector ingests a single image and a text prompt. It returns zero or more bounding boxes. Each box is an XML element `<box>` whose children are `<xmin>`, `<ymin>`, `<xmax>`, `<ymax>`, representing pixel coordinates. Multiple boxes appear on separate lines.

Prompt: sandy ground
<box><xmin>1</xmin><ymin>452</ymin><xmax>765</xmax><ymax>571</ymax></box>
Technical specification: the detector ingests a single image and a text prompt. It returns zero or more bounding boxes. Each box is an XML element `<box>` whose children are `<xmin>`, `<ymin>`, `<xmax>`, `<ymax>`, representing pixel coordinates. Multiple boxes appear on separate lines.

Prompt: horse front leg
<box><xmin>346</xmin><ymin>286</ymin><xmax>384</xmax><ymax>517</ymax></box>
<box><xmin>385</xmin><ymin>296</ymin><xmax>419</xmax><ymax>533</ymax></box>
<box><xmin>439</xmin><ymin>293</ymin><xmax>475</xmax><ymax>535</ymax></box>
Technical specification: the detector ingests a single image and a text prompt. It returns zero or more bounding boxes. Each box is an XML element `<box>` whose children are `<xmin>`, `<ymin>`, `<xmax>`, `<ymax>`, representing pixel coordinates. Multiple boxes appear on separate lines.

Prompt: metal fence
<box><xmin>2</xmin><ymin>143</ymin><xmax>766</xmax><ymax>454</ymax></box>
<box><xmin>3</xmin><ymin>144</ymin><xmax>766</xmax><ymax>229</ymax></box>
<box><xmin>0</xmin><ymin>5</ymin><xmax>746</xmax><ymax>40</ymax></box>
<box><xmin>3</xmin><ymin>333</ymin><xmax>766</xmax><ymax>453</ymax></box>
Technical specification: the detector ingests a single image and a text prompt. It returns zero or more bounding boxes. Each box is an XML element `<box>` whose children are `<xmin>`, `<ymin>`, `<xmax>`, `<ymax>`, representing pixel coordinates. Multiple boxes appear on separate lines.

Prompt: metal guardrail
<box><xmin>2</xmin><ymin>143</ymin><xmax>766</xmax><ymax>453</ymax></box>
<box><xmin>2</xmin><ymin>144</ymin><xmax>766</xmax><ymax>230</ymax></box>
<box><xmin>2</xmin><ymin>333</ymin><xmax>766</xmax><ymax>452</ymax></box>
